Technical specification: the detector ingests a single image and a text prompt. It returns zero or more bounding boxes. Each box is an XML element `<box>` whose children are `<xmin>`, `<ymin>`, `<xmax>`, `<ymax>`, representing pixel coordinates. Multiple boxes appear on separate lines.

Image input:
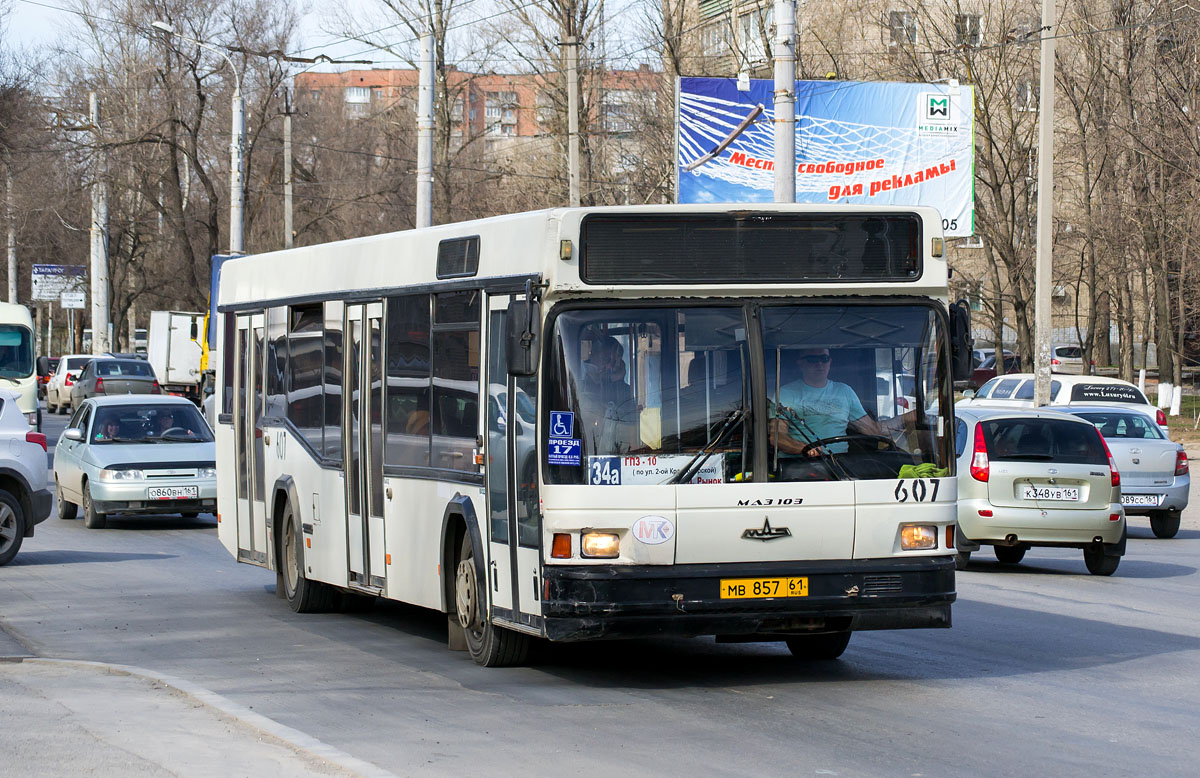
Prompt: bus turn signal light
<box><xmin>946</xmin><ymin>525</ymin><xmax>955</xmax><ymax>549</ymax></box>
<box><xmin>551</xmin><ymin>533</ymin><xmax>572</xmax><ymax>559</ymax></box>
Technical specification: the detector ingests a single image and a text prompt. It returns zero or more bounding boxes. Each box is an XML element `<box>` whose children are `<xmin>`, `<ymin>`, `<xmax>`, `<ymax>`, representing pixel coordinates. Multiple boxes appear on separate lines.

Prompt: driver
<box><xmin>155</xmin><ymin>409</ymin><xmax>177</xmax><ymax>436</ymax></box>
<box><xmin>771</xmin><ymin>347</ymin><xmax>887</xmax><ymax>456</ymax></box>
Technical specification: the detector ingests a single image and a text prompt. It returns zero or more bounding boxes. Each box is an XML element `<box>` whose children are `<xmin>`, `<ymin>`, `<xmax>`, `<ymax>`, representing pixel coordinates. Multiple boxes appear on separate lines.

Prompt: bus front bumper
<box><xmin>540</xmin><ymin>556</ymin><xmax>955</xmax><ymax>642</ymax></box>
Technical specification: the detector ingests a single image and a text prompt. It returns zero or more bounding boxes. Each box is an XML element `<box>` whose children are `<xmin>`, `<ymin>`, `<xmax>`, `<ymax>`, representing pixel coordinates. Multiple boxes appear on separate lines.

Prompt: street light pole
<box><xmin>152</xmin><ymin>21</ymin><xmax>244</xmax><ymax>256</ymax></box>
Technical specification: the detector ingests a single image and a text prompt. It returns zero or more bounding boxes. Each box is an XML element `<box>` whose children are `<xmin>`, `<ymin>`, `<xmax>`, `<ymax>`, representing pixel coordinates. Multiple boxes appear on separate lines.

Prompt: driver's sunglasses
<box><xmin>801</xmin><ymin>354</ymin><xmax>832</xmax><ymax>364</ymax></box>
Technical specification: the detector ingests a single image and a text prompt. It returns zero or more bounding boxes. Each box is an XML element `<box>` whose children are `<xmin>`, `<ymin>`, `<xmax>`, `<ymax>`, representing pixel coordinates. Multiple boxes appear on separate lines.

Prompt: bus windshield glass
<box><xmin>0</xmin><ymin>325</ymin><xmax>34</xmax><ymax>378</ymax></box>
<box><xmin>545</xmin><ymin>302</ymin><xmax>951</xmax><ymax>485</ymax></box>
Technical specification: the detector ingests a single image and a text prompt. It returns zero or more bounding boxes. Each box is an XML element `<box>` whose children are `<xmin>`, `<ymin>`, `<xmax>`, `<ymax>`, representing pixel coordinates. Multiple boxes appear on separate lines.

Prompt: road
<box><xmin>2</xmin><ymin>410</ymin><xmax>1196</xmax><ymax>776</ymax></box>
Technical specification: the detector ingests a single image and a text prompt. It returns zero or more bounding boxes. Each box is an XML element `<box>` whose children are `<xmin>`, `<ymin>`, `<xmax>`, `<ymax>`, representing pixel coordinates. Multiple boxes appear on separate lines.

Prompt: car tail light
<box><xmin>95</xmin><ymin>376</ymin><xmax>105</xmax><ymax>393</ymax></box>
<box><xmin>152</xmin><ymin>380</ymin><xmax>162</xmax><ymax>394</ymax></box>
<box><xmin>1096</xmin><ymin>430</ymin><xmax>1120</xmax><ymax>487</ymax></box>
<box><xmin>1051</xmin><ymin>358</ymin><xmax>1061</xmax><ymax>366</ymax></box>
<box><xmin>1156</xmin><ymin>408</ymin><xmax>1167</xmax><ymax>427</ymax></box>
<box><xmin>25</xmin><ymin>431</ymin><xmax>47</xmax><ymax>451</ymax></box>
<box><xmin>970</xmin><ymin>424</ymin><xmax>989</xmax><ymax>482</ymax></box>
<box><xmin>1175</xmin><ymin>450</ymin><xmax>1189</xmax><ymax>477</ymax></box>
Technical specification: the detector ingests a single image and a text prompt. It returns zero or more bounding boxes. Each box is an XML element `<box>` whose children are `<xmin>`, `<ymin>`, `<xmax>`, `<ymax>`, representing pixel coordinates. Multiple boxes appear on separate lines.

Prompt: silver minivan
<box><xmin>955</xmin><ymin>405</ymin><xmax>1126</xmax><ymax>575</ymax></box>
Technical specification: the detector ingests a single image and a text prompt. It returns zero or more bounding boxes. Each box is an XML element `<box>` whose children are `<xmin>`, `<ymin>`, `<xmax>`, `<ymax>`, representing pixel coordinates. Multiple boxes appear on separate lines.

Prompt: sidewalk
<box><xmin>0</xmin><ymin>629</ymin><xmax>395</xmax><ymax>778</ymax></box>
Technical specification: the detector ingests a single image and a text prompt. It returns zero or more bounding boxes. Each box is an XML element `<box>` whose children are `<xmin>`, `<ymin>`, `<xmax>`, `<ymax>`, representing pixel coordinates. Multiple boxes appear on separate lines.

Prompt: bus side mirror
<box><xmin>949</xmin><ymin>299</ymin><xmax>973</xmax><ymax>382</ymax></box>
<box><xmin>506</xmin><ymin>299</ymin><xmax>541</xmax><ymax>377</ymax></box>
<box><xmin>190</xmin><ymin>320</ymin><xmax>199</xmax><ymax>340</ymax></box>
<box><xmin>36</xmin><ymin>356</ymin><xmax>50</xmax><ymax>378</ymax></box>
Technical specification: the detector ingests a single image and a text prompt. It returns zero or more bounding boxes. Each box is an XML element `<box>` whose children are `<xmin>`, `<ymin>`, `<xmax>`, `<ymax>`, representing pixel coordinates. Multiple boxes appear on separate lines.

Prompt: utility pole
<box><xmin>415</xmin><ymin>21</ymin><xmax>434</xmax><ymax>229</ymax></box>
<box><xmin>89</xmin><ymin>92</ymin><xmax>111</xmax><ymax>355</ymax></box>
<box><xmin>564</xmin><ymin>35</ymin><xmax>581</xmax><ymax>207</ymax></box>
<box><xmin>773</xmin><ymin>0</ymin><xmax>796</xmax><ymax>203</ymax></box>
<box><xmin>283</xmin><ymin>83</ymin><xmax>294</xmax><ymax>248</ymax></box>
<box><xmin>1033</xmin><ymin>0</ymin><xmax>1056</xmax><ymax>406</ymax></box>
<box><xmin>6</xmin><ymin>158</ymin><xmax>15</xmax><ymax>303</ymax></box>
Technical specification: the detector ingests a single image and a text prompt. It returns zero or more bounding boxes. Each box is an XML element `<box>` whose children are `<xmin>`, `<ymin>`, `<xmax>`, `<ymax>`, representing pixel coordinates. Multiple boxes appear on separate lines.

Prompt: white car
<box><xmin>46</xmin><ymin>353</ymin><xmax>94</xmax><ymax>415</ymax></box>
<box><xmin>962</xmin><ymin>373</ymin><xmax>1167</xmax><ymax>430</ymax></box>
<box><xmin>0</xmin><ymin>389</ymin><xmax>53</xmax><ymax>565</ymax></box>
<box><xmin>1051</xmin><ymin>344</ymin><xmax>1091</xmax><ymax>375</ymax></box>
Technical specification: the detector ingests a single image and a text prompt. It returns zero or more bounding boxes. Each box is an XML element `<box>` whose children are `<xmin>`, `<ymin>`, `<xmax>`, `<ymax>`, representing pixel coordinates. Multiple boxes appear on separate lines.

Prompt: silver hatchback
<box><xmin>1065</xmin><ymin>406</ymin><xmax>1189</xmax><ymax>538</ymax></box>
<box><xmin>955</xmin><ymin>405</ymin><xmax>1126</xmax><ymax>575</ymax></box>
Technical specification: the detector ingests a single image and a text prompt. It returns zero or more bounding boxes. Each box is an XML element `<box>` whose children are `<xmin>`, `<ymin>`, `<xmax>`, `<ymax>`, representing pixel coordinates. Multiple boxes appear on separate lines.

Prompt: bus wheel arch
<box><xmin>273</xmin><ymin>478</ymin><xmax>335</xmax><ymax>612</ymax></box>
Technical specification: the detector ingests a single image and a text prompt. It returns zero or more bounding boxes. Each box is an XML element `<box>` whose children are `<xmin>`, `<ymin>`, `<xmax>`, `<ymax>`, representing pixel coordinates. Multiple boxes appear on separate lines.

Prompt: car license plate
<box><xmin>719</xmin><ymin>577</ymin><xmax>808</xmax><ymax>599</ymax></box>
<box><xmin>1021</xmin><ymin>485</ymin><xmax>1080</xmax><ymax>501</ymax></box>
<box><xmin>1121</xmin><ymin>494</ymin><xmax>1161</xmax><ymax>507</ymax></box>
<box><xmin>147</xmin><ymin>486</ymin><xmax>198</xmax><ymax>500</ymax></box>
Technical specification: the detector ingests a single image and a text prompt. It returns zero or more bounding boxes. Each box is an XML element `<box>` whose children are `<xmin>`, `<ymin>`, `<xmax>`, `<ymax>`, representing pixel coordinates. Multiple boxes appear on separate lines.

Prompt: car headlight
<box><xmin>197</xmin><ymin>467</ymin><xmax>217</xmax><ymax>479</ymax></box>
<box><xmin>99</xmin><ymin>468</ymin><xmax>145</xmax><ymax>481</ymax></box>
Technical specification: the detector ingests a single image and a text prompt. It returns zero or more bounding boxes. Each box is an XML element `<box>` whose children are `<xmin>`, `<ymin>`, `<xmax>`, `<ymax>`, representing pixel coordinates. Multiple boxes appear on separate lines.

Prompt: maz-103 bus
<box><xmin>214</xmin><ymin>204</ymin><xmax>972</xmax><ymax>666</ymax></box>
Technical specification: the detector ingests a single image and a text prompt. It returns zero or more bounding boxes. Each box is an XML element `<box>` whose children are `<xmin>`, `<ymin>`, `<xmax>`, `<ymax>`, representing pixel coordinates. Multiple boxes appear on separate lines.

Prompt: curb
<box><xmin>13</xmin><ymin>657</ymin><xmax>400</xmax><ymax>778</ymax></box>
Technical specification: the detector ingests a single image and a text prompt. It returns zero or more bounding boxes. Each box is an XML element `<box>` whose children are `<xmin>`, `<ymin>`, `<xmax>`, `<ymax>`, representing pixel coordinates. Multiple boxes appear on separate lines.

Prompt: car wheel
<box><xmin>82</xmin><ymin>483</ymin><xmax>106</xmax><ymax>529</ymax></box>
<box><xmin>786</xmin><ymin>631</ymin><xmax>852</xmax><ymax>660</ymax></box>
<box><xmin>56</xmin><ymin>478</ymin><xmax>77</xmax><ymax>520</ymax></box>
<box><xmin>0</xmin><ymin>489</ymin><xmax>26</xmax><ymax>566</ymax></box>
<box><xmin>1083</xmin><ymin>545</ymin><xmax>1120</xmax><ymax>576</ymax></box>
<box><xmin>954</xmin><ymin>551</ymin><xmax>972</xmax><ymax>570</ymax></box>
<box><xmin>994</xmin><ymin>544</ymin><xmax>1027</xmax><ymax>564</ymax></box>
<box><xmin>1149</xmin><ymin>511</ymin><xmax>1181</xmax><ymax>539</ymax></box>
<box><xmin>456</xmin><ymin>532</ymin><xmax>529</xmax><ymax>667</ymax></box>
<box><xmin>47</xmin><ymin>399</ymin><xmax>57</xmax><ymax>414</ymax></box>
<box><xmin>278</xmin><ymin>503</ymin><xmax>336</xmax><ymax>613</ymax></box>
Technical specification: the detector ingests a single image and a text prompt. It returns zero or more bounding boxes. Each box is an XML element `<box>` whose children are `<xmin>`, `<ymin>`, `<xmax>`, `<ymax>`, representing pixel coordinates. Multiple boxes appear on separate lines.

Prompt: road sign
<box><xmin>60</xmin><ymin>291</ymin><xmax>86</xmax><ymax>309</ymax></box>
<box><xmin>31</xmin><ymin>264</ymin><xmax>87</xmax><ymax>302</ymax></box>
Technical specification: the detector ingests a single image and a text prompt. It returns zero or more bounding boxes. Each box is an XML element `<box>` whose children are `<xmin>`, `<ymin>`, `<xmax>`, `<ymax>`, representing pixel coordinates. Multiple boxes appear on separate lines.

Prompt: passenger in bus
<box><xmin>771</xmin><ymin>347</ymin><xmax>887</xmax><ymax>455</ymax></box>
<box><xmin>579</xmin><ymin>335</ymin><xmax>635</xmax><ymax>454</ymax></box>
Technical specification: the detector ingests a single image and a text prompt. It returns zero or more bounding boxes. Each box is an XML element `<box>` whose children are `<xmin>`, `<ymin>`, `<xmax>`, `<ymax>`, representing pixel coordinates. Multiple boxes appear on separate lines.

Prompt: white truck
<box><xmin>147</xmin><ymin>310</ymin><xmax>205</xmax><ymax>403</ymax></box>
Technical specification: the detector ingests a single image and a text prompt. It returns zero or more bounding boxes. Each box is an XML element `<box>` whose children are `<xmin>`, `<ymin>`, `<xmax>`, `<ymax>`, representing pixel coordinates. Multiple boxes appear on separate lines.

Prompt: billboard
<box><xmin>31</xmin><ymin>264</ymin><xmax>87</xmax><ymax>302</ymax></box>
<box><xmin>677</xmin><ymin>78</ymin><xmax>975</xmax><ymax>237</ymax></box>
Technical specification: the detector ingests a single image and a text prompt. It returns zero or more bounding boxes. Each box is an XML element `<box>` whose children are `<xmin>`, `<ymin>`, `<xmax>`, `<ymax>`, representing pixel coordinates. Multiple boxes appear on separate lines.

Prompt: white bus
<box><xmin>214</xmin><ymin>205</ymin><xmax>972</xmax><ymax>666</ymax></box>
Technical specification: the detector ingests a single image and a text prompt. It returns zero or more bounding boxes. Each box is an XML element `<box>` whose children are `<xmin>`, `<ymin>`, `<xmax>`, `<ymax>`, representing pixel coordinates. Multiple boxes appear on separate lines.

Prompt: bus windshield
<box><xmin>545</xmin><ymin>302</ymin><xmax>951</xmax><ymax>485</ymax></box>
<box><xmin>0</xmin><ymin>325</ymin><xmax>34</xmax><ymax>379</ymax></box>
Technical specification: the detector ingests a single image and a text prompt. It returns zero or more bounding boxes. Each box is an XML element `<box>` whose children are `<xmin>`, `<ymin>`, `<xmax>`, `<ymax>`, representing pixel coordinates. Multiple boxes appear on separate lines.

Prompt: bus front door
<box><xmin>485</xmin><ymin>294</ymin><xmax>542</xmax><ymax>633</ymax></box>
<box><xmin>234</xmin><ymin>313</ymin><xmax>268</xmax><ymax>566</ymax></box>
<box><xmin>344</xmin><ymin>303</ymin><xmax>387</xmax><ymax>591</ymax></box>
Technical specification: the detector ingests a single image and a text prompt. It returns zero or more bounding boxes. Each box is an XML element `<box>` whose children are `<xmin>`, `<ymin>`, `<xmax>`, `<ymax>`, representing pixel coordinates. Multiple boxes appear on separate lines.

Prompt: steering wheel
<box><xmin>161</xmin><ymin>426</ymin><xmax>190</xmax><ymax>437</ymax></box>
<box><xmin>799</xmin><ymin>434</ymin><xmax>901</xmax><ymax>457</ymax></box>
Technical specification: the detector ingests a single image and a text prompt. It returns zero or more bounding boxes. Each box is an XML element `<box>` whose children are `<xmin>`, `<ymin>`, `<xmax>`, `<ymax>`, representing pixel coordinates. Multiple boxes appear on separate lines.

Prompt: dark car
<box><xmin>69</xmin><ymin>358</ymin><xmax>161</xmax><ymax>406</ymax></box>
<box><xmin>969</xmin><ymin>354</ymin><xmax>1021</xmax><ymax>390</ymax></box>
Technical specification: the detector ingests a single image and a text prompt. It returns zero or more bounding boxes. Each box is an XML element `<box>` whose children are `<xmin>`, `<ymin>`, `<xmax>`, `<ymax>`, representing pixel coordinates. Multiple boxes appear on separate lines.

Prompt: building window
<box><xmin>602</xmin><ymin>90</ymin><xmax>638</xmax><ymax>134</ymax></box>
<box><xmin>486</xmin><ymin>91</ymin><xmax>519</xmax><ymax>136</ymax></box>
<box><xmin>888</xmin><ymin>10</ymin><xmax>918</xmax><ymax>46</ymax></box>
<box><xmin>955</xmin><ymin>14</ymin><xmax>981</xmax><ymax>47</ymax></box>
<box><xmin>344</xmin><ymin>86</ymin><xmax>370</xmax><ymax>104</ymax></box>
<box><xmin>1016</xmin><ymin>80</ymin><xmax>1039</xmax><ymax>112</ymax></box>
<box><xmin>699</xmin><ymin>23</ymin><xmax>729</xmax><ymax>58</ymax></box>
<box><xmin>737</xmin><ymin>7</ymin><xmax>773</xmax><ymax>64</ymax></box>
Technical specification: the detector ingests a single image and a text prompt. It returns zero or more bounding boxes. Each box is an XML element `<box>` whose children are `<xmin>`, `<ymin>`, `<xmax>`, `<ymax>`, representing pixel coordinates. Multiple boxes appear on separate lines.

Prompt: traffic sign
<box><xmin>60</xmin><ymin>291</ymin><xmax>86</xmax><ymax>309</ymax></box>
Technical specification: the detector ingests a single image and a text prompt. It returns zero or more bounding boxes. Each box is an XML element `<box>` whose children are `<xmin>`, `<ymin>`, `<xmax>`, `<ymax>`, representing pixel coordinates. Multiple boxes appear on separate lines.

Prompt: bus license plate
<box><xmin>1121</xmin><ymin>494</ymin><xmax>1161</xmax><ymax>506</ymax></box>
<box><xmin>1021</xmin><ymin>485</ymin><xmax>1079</xmax><ymax>501</ymax></box>
<box><xmin>148</xmin><ymin>486</ymin><xmax>198</xmax><ymax>500</ymax></box>
<box><xmin>719</xmin><ymin>577</ymin><xmax>808</xmax><ymax>599</ymax></box>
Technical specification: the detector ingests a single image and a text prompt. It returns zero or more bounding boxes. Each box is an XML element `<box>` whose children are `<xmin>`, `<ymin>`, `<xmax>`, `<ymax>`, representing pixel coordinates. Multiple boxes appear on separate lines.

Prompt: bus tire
<box><xmin>280</xmin><ymin>503</ymin><xmax>337</xmax><ymax>613</ymax></box>
<box><xmin>1150</xmin><ymin>511</ymin><xmax>1180</xmax><ymax>539</ymax></box>
<box><xmin>83</xmin><ymin>483</ymin><xmax>106</xmax><ymax>529</ymax></box>
<box><xmin>0</xmin><ymin>489</ymin><xmax>25</xmax><ymax>566</ymax></box>
<box><xmin>56</xmin><ymin>478</ymin><xmax>77</xmax><ymax>520</ymax></box>
<box><xmin>786</xmin><ymin>631</ymin><xmax>851</xmax><ymax>660</ymax></box>
<box><xmin>993</xmin><ymin>544</ymin><xmax>1027</xmax><ymax>564</ymax></box>
<box><xmin>456</xmin><ymin>534</ymin><xmax>529</xmax><ymax>667</ymax></box>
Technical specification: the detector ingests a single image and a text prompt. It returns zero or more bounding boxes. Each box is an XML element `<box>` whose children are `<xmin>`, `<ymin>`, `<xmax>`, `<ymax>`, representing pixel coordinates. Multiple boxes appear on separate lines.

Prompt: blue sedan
<box><xmin>53</xmin><ymin>396</ymin><xmax>216</xmax><ymax>529</ymax></box>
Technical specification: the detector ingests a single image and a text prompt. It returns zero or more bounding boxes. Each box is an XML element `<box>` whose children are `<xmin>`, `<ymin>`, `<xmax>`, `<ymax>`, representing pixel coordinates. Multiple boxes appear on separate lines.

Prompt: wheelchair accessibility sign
<box><xmin>550</xmin><ymin>411</ymin><xmax>574</xmax><ymax>438</ymax></box>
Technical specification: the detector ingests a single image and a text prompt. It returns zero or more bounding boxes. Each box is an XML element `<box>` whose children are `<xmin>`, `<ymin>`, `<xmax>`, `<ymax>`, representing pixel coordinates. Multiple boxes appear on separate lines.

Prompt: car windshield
<box><xmin>0</xmin><ymin>325</ymin><xmax>33</xmax><ymax>378</ymax></box>
<box><xmin>545</xmin><ymin>302</ymin><xmax>952</xmax><ymax>485</ymax></box>
<box><xmin>1071</xmin><ymin>412</ymin><xmax>1165</xmax><ymax>439</ymax></box>
<box><xmin>90</xmin><ymin>404</ymin><xmax>213</xmax><ymax>444</ymax></box>
<box><xmin>980</xmin><ymin>418</ymin><xmax>1107</xmax><ymax>464</ymax></box>
<box><xmin>95</xmin><ymin>360</ymin><xmax>155</xmax><ymax>377</ymax></box>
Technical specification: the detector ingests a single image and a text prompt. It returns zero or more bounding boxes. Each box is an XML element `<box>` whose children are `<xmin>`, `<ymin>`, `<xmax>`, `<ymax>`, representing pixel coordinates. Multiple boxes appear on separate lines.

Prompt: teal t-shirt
<box><xmin>776</xmin><ymin>379</ymin><xmax>867</xmax><ymax>452</ymax></box>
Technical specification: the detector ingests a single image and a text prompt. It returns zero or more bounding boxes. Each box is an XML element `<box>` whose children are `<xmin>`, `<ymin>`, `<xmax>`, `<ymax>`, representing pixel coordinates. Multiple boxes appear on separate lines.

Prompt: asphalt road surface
<box><xmin>2</xmin><ymin>410</ymin><xmax>1196</xmax><ymax>776</ymax></box>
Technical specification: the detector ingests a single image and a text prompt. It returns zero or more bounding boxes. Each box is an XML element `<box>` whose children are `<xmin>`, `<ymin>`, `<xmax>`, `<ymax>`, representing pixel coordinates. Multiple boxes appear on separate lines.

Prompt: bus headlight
<box><xmin>900</xmin><ymin>524</ymin><xmax>938</xmax><ymax>550</ymax></box>
<box><xmin>580</xmin><ymin>532</ymin><xmax>620</xmax><ymax>558</ymax></box>
<box><xmin>99</xmin><ymin>468</ymin><xmax>145</xmax><ymax>481</ymax></box>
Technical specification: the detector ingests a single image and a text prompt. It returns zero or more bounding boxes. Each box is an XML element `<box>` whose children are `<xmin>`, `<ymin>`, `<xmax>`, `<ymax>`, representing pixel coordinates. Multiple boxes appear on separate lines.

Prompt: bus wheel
<box><xmin>785</xmin><ymin>631</ymin><xmax>851</xmax><ymax>660</ymax></box>
<box><xmin>456</xmin><ymin>534</ymin><xmax>529</xmax><ymax>667</ymax></box>
<box><xmin>280</xmin><ymin>505</ymin><xmax>336</xmax><ymax>613</ymax></box>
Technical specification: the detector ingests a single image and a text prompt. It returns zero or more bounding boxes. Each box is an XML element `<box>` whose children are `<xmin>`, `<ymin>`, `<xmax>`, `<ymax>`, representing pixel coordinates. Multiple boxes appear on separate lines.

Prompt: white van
<box><xmin>0</xmin><ymin>302</ymin><xmax>41</xmax><ymax>429</ymax></box>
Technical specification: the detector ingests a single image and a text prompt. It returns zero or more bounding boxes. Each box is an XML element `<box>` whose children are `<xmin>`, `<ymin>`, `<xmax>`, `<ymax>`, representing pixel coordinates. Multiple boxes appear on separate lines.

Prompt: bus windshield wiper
<box><xmin>773</xmin><ymin>403</ymin><xmax>852</xmax><ymax>481</ymax></box>
<box><xmin>663</xmin><ymin>407</ymin><xmax>746</xmax><ymax>485</ymax></box>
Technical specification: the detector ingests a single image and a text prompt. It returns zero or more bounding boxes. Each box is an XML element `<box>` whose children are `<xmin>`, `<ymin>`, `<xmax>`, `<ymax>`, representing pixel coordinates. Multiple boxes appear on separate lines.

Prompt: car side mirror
<box><xmin>962</xmin><ymin>389</ymin><xmax>975</xmax><ymax>399</ymax></box>
<box><xmin>36</xmin><ymin>356</ymin><xmax>50</xmax><ymax>378</ymax></box>
<box><xmin>63</xmin><ymin>428</ymin><xmax>84</xmax><ymax>442</ymax></box>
